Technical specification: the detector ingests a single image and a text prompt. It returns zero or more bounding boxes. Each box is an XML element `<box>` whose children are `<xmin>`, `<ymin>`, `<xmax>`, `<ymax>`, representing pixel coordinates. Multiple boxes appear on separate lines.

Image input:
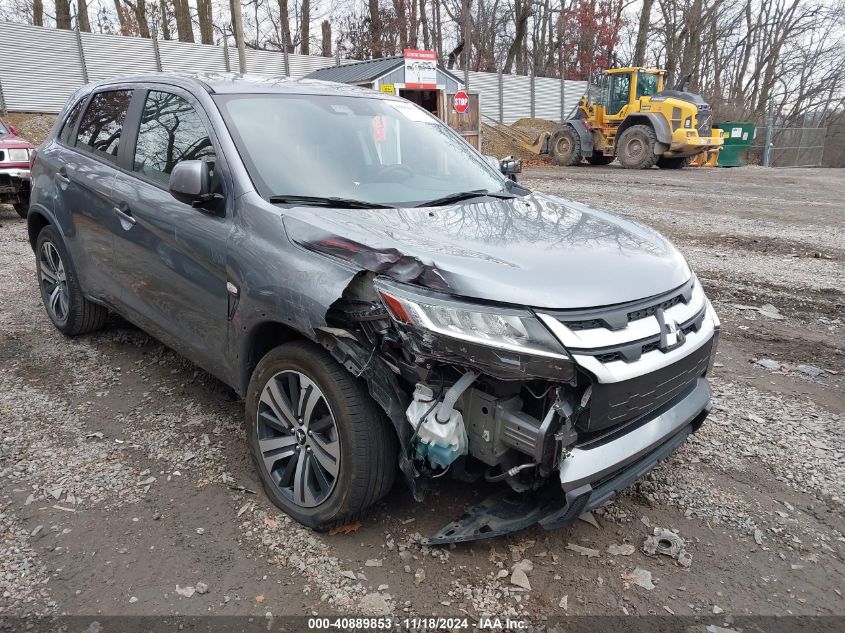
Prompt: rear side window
<box><xmin>76</xmin><ymin>90</ymin><xmax>133</xmax><ymax>159</ymax></box>
<box><xmin>59</xmin><ymin>98</ymin><xmax>85</xmax><ymax>144</ymax></box>
<box><xmin>133</xmin><ymin>91</ymin><xmax>216</xmax><ymax>186</ymax></box>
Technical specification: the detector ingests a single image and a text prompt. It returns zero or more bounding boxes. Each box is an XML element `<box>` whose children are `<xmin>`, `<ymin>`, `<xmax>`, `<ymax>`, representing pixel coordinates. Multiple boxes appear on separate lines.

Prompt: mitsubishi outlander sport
<box><xmin>27</xmin><ymin>74</ymin><xmax>719</xmax><ymax>543</ymax></box>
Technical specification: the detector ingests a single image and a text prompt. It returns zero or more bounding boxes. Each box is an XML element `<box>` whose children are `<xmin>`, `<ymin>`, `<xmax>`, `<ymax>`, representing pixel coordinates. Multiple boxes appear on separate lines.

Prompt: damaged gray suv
<box><xmin>28</xmin><ymin>74</ymin><xmax>719</xmax><ymax>542</ymax></box>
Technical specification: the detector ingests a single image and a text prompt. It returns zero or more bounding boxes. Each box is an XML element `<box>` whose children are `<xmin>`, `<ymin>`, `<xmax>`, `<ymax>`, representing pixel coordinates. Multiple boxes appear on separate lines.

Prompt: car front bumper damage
<box><xmin>423</xmin><ymin>376</ymin><xmax>712</xmax><ymax>544</ymax></box>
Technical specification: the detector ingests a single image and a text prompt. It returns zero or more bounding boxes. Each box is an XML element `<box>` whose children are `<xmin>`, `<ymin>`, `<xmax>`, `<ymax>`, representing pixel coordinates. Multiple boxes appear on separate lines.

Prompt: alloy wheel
<box><xmin>256</xmin><ymin>370</ymin><xmax>340</xmax><ymax>508</ymax></box>
<box><xmin>39</xmin><ymin>241</ymin><xmax>69</xmax><ymax>324</ymax></box>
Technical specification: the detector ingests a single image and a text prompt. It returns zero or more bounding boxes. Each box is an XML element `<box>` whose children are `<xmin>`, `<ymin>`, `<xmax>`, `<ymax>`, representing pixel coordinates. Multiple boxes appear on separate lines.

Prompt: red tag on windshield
<box><xmin>372</xmin><ymin>115</ymin><xmax>387</xmax><ymax>143</ymax></box>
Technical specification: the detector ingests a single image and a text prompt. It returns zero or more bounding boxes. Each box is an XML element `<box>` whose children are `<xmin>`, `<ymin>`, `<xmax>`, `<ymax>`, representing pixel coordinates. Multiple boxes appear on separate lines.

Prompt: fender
<box><xmin>564</xmin><ymin>119</ymin><xmax>594</xmax><ymax>155</ymax></box>
<box><xmin>617</xmin><ymin>113</ymin><xmax>673</xmax><ymax>147</ymax></box>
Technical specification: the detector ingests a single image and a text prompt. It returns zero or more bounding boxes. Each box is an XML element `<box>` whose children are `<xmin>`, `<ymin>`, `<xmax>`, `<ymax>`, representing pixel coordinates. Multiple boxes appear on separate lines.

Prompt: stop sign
<box><xmin>453</xmin><ymin>90</ymin><xmax>469</xmax><ymax>114</ymax></box>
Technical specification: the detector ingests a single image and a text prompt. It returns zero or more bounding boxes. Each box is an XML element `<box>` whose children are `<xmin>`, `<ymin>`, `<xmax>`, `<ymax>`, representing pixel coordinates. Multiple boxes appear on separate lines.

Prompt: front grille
<box><xmin>580</xmin><ymin>338</ymin><xmax>712</xmax><ymax>432</ymax></box>
<box><xmin>571</xmin><ymin>304</ymin><xmax>706</xmax><ymax>364</ymax></box>
<box><xmin>547</xmin><ymin>279</ymin><xmax>694</xmax><ymax>333</ymax></box>
<box><xmin>697</xmin><ymin>107</ymin><xmax>712</xmax><ymax>136</ymax></box>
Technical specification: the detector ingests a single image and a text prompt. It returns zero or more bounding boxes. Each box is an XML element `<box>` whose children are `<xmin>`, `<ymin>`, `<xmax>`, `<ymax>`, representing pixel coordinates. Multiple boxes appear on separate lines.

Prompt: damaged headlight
<box><xmin>375</xmin><ymin>277</ymin><xmax>575</xmax><ymax>380</ymax></box>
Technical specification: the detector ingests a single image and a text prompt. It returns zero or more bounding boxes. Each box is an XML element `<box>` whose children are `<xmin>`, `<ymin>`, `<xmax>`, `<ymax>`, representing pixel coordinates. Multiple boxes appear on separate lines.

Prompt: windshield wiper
<box><xmin>269</xmin><ymin>195</ymin><xmax>393</xmax><ymax>210</ymax></box>
<box><xmin>416</xmin><ymin>189</ymin><xmax>515</xmax><ymax>207</ymax></box>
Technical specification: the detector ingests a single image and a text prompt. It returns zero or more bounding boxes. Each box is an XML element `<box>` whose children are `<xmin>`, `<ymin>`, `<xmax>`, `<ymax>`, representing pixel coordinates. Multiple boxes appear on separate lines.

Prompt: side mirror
<box><xmin>499</xmin><ymin>156</ymin><xmax>522</xmax><ymax>181</ymax></box>
<box><xmin>9</xmin><ymin>125</ymin><xmax>18</xmax><ymax>136</ymax></box>
<box><xmin>169</xmin><ymin>160</ymin><xmax>221</xmax><ymax>211</ymax></box>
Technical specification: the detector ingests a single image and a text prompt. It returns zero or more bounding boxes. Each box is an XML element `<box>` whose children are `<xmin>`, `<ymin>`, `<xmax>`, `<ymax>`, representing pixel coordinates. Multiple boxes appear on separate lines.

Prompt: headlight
<box><xmin>8</xmin><ymin>148</ymin><xmax>29</xmax><ymax>162</ymax></box>
<box><xmin>374</xmin><ymin>277</ymin><xmax>570</xmax><ymax>361</ymax></box>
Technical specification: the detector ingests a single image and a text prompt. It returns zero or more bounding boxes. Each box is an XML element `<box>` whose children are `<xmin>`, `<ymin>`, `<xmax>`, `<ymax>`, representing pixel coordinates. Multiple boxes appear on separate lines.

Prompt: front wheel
<box><xmin>14</xmin><ymin>202</ymin><xmax>28</xmax><ymax>218</ymax></box>
<box><xmin>616</xmin><ymin>124</ymin><xmax>659</xmax><ymax>169</ymax></box>
<box><xmin>549</xmin><ymin>126</ymin><xmax>582</xmax><ymax>166</ymax></box>
<box><xmin>245</xmin><ymin>341</ymin><xmax>397</xmax><ymax>530</ymax></box>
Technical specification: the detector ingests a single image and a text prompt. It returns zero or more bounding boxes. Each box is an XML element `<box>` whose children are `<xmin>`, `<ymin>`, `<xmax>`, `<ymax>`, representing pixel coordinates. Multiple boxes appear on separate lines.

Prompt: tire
<box><xmin>245</xmin><ymin>341</ymin><xmax>397</xmax><ymax>530</ymax></box>
<box><xmin>616</xmin><ymin>124</ymin><xmax>659</xmax><ymax>169</ymax></box>
<box><xmin>549</xmin><ymin>126</ymin><xmax>582</xmax><ymax>166</ymax></box>
<box><xmin>586</xmin><ymin>153</ymin><xmax>614</xmax><ymax>166</ymax></box>
<box><xmin>14</xmin><ymin>202</ymin><xmax>28</xmax><ymax>218</ymax></box>
<box><xmin>35</xmin><ymin>225</ymin><xmax>108</xmax><ymax>336</ymax></box>
<box><xmin>656</xmin><ymin>156</ymin><xmax>690</xmax><ymax>169</ymax></box>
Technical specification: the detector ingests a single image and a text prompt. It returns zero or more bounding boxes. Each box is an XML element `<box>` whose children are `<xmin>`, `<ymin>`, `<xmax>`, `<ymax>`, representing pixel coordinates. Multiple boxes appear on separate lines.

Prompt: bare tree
<box><xmin>135</xmin><ymin>0</ymin><xmax>151</xmax><ymax>37</ymax></box>
<box><xmin>633</xmin><ymin>0</ymin><xmax>653</xmax><ymax>66</ymax></box>
<box><xmin>77</xmin><ymin>0</ymin><xmax>91</xmax><ymax>31</ymax></box>
<box><xmin>301</xmin><ymin>0</ymin><xmax>310</xmax><ymax>53</ymax></box>
<box><xmin>173</xmin><ymin>0</ymin><xmax>193</xmax><ymax>42</ymax></box>
<box><xmin>55</xmin><ymin>0</ymin><xmax>71</xmax><ymax>29</ymax></box>
<box><xmin>321</xmin><ymin>19</ymin><xmax>331</xmax><ymax>56</ymax></box>
<box><xmin>33</xmin><ymin>0</ymin><xmax>44</xmax><ymax>26</ymax></box>
<box><xmin>368</xmin><ymin>0</ymin><xmax>383</xmax><ymax>57</ymax></box>
<box><xmin>197</xmin><ymin>0</ymin><xmax>213</xmax><ymax>44</ymax></box>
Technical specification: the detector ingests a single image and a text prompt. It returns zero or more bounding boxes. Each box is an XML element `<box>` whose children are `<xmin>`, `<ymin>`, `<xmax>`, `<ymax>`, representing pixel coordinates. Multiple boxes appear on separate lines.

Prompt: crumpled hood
<box><xmin>282</xmin><ymin>192</ymin><xmax>691</xmax><ymax>309</ymax></box>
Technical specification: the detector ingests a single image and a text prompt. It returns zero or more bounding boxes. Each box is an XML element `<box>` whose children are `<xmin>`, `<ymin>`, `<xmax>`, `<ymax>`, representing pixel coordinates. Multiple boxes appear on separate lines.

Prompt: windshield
<box><xmin>637</xmin><ymin>72</ymin><xmax>660</xmax><ymax>98</ymax></box>
<box><xmin>216</xmin><ymin>93</ymin><xmax>507</xmax><ymax>206</ymax></box>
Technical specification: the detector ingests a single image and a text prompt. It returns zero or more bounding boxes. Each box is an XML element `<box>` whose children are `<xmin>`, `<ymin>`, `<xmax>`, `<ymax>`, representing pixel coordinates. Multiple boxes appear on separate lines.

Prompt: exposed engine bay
<box><xmin>315</xmin><ymin>267</ymin><xmax>717</xmax><ymax>543</ymax></box>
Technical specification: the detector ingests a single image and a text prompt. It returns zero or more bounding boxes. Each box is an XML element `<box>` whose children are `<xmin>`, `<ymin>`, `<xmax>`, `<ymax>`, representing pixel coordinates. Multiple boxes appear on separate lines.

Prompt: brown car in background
<box><xmin>0</xmin><ymin>118</ymin><xmax>34</xmax><ymax>218</ymax></box>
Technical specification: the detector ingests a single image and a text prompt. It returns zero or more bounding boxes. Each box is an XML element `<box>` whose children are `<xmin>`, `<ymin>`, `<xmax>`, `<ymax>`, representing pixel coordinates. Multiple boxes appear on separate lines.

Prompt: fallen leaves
<box><xmin>329</xmin><ymin>521</ymin><xmax>362</xmax><ymax>535</ymax></box>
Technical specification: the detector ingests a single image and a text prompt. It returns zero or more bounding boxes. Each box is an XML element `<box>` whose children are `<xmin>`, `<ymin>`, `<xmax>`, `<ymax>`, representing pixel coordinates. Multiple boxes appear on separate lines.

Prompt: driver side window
<box><xmin>606</xmin><ymin>74</ymin><xmax>631</xmax><ymax>116</ymax></box>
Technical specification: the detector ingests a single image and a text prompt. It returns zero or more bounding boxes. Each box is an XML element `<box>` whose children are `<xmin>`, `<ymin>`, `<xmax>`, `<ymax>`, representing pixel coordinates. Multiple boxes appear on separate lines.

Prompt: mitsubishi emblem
<box><xmin>656</xmin><ymin>308</ymin><xmax>686</xmax><ymax>352</ymax></box>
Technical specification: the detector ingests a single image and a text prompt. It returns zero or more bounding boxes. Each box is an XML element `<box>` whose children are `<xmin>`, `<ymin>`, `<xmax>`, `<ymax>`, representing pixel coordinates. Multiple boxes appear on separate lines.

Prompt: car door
<box><xmin>110</xmin><ymin>87</ymin><xmax>231</xmax><ymax>379</ymax></box>
<box><xmin>44</xmin><ymin>88</ymin><xmax>134</xmax><ymax>304</ymax></box>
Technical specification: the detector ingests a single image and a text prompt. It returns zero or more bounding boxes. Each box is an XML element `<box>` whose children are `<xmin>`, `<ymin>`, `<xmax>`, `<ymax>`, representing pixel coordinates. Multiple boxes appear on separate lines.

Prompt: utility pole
<box><xmin>230</xmin><ymin>0</ymin><xmax>247</xmax><ymax>73</ymax></box>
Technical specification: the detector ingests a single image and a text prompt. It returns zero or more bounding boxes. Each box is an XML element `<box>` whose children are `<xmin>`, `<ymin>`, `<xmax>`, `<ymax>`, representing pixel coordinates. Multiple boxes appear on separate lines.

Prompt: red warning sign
<box><xmin>453</xmin><ymin>90</ymin><xmax>469</xmax><ymax>114</ymax></box>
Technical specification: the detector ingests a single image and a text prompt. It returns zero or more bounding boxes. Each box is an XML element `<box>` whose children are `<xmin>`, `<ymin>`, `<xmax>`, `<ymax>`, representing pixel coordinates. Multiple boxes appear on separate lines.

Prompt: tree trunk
<box><xmin>135</xmin><ymin>0</ymin><xmax>151</xmax><ymax>38</ymax></box>
<box><xmin>197</xmin><ymin>0</ymin><xmax>214</xmax><ymax>44</ymax></box>
<box><xmin>392</xmin><ymin>0</ymin><xmax>408</xmax><ymax>50</ymax></box>
<box><xmin>174</xmin><ymin>0</ymin><xmax>194</xmax><ymax>42</ymax></box>
<box><xmin>77</xmin><ymin>0</ymin><xmax>90</xmax><ymax>31</ymax></box>
<box><xmin>504</xmin><ymin>0</ymin><xmax>530</xmax><ymax>74</ymax></box>
<box><xmin>419</xmin><ymin>0</ymin><xmax>430</xmax><ymax>50</ymax></box>
<box><xmin>368</xmin><ymin>0</ymin><xmax>382</xmax><ymax>57</ymax></box>
<box><xmin>112</xmin><ymin>0</ymin><xmax>128</xmax><ymax>33</ymax></box>
<box><xmin>277</xmin><ymin>0</ymin><xmax>292</xmax><ymax>52</ymax></box>
<box><xmin>55</xmin><ymin>0</ymin><xmax>72</xmax><ymax>29</ymax></box>
<box><xmin>300</xmin><ymin>0</ymin><xmax>310</xmax><ymax>54</ymax></box>
<box><xmin>159</xmin><ymin>0</ymin><xmax>171</xmax><ymax>40</ymax></box>
<box><xmin>33</xmin><ymin>0</ymin><xmax>44</xmax><ymax>26</ymax></box>
<box><xmin>321</xmin><ymin>20</ymin><xmax>331</xmax><ymax>57</ymax></box>
<box><xmin>229</xmin><ymin>0</ymin><xmax>246</xmax><ymax>72</ymax></box>
<box><xmin>633</xmin><ymin>0</ymin><xmax>653</xmax><ymax>66</ymax></box>
<box><xmin>434</xmin><ymin>0</ymin><xmax>442</xmax><ymax>61</ymax></box>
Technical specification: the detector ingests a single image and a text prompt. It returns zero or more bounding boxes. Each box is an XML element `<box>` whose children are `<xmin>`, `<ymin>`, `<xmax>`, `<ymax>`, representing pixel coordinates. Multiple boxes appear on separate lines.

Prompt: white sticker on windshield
<box><xmin>387</xmin><ymin>101</ymin><xmax>434</xmax><ymax>122</ymax></box>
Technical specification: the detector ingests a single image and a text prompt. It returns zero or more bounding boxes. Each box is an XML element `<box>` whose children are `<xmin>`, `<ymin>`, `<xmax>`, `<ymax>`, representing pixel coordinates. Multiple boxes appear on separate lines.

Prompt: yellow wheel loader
<box><xmin>544</xmin><ymin>67</ymin><xmax>724</xmax><ymax>169</ymax></box>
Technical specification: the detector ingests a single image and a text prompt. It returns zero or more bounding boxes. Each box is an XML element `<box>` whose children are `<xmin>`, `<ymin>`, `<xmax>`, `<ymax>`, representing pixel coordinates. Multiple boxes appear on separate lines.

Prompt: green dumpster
<box><xmin>715</xmin><ymin>121</ymin><xmax>756</xmax><ymax>167</ymax></box>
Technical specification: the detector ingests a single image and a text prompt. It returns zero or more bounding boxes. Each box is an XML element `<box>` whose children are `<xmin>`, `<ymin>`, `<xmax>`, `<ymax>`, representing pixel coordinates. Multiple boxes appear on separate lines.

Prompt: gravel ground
<box><xmin>1</xmin><ymin>163</ymin><xmax>843</xmax><ymax>625</ymax></box>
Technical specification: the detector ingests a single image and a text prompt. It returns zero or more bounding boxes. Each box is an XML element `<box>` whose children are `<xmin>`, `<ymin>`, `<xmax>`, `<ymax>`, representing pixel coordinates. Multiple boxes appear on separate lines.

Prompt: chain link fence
<box><xmin>749</xmin><ymin>126</ymin><xmax>827</xmax><ymax>167</ymax></box>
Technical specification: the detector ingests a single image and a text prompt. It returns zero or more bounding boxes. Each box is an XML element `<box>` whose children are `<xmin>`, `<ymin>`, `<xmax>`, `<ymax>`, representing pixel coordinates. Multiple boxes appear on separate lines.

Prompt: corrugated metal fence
<box><xmin>0</xmin><ymin>21</ymin><xmax>585</xmax><ymax>125</ymax></box>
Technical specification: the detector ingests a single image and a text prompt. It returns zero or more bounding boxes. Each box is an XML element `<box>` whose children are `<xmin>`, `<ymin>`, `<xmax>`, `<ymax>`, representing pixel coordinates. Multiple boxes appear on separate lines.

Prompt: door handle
<box><xmin>114</xmin><ymin>203</ymin><xmax>136</xmax><ymax>226</ymax></box>
<box><xmin>56</xmin><ymin>166</ymin><xmax>70</xmax><ymax>184</ymax></box>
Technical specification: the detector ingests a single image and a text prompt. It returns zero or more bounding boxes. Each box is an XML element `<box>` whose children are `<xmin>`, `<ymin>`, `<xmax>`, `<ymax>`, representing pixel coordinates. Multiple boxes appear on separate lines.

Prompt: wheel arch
<box><xmin>238</xmin><ymin>320</ymin><xmax>306</xmax><ymax>396</ymax></box>
<box><xmin>27</xmin><ymin>210</ymin><xmax>52</xmax><ymax>252</ymax></box>
<box><xmin>563</xmin><ymin>119</ymin><xmax>594</xmax><ymax>155</ymax></box>
<box><xmin>616</xmin><ymin>114</ymin><xmax>672</xmax><ymax>148</ymax></box>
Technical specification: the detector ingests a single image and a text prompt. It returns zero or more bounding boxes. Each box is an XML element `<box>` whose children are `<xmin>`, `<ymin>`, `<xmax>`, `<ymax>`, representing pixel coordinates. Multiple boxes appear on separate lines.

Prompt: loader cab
<box><xmin>600</xmin><ymin>68</ymin><xmax>665</xmax><ymax>116</ymax></box>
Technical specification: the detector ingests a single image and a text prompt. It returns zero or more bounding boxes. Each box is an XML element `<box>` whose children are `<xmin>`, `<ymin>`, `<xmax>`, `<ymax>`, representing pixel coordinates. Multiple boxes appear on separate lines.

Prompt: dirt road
<box><xmin>1</xmin><ymin>165</ymin><xmax>843</xmax><ymax>625</ymax></box>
